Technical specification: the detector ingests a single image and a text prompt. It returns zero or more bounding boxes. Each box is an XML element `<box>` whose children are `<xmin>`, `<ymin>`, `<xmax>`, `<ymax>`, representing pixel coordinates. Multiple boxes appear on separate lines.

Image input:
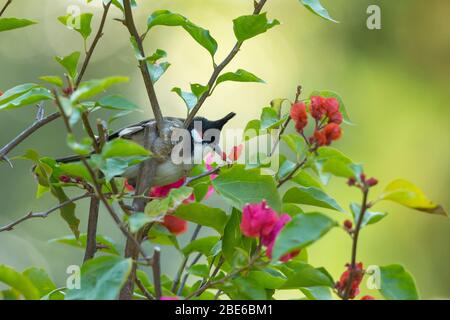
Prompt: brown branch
<box><xmin>183</xmin><ymin>0</ymin><xmax>268</xmax><ymax>128</ymax></box>
<box><xmin>75</xmin><ymin>1</ymin><xmax>112</xmax><ymax>89</ymax></box>
<box><xmin>152</xmin><ymin>247</ymin><xmax>162</xmax><ymax>300</ymax></box>
<box><xmin>122</xmin><ymin>0</ymin><xmax>163</xmax><ymax>133</ymax></box>
<box><xmin>0</xmin><ymin>0</ymin><xmax>12</xmax><ymax>17</ymax></box>
<box><xmin>277</xmin><ymin>157</ymin><xmax>307</xmax><ymax>188</ymax></box>
<box><xmin>183</xmin><ymin>166</ymin><xmax>222</xmax><ymax>186</ymax></box>
<box><xmin>83</xmin><ymin>196</ymin><xmax>100</xmax><ymax>262</ymax></box>
<box><xmin>0</xmin><ymin>112</ymin><xmax>60</xmax><ymax>162</ymax></box>
<box><xmin>135</xmin><ymin>278</ymin><xmax>154</xmax><ymax>300</ymax></box>
<box><xmin>0</xmin><ymin>193</ymin><xmax>91</xmax><ymax>233</ymax></box>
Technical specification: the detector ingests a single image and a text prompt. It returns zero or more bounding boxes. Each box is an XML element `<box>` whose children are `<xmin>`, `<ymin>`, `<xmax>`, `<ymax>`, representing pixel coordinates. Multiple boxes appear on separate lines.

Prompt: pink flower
<box><xmin>240</xmin><ymin>201</ymin><xmax>278</xmax><ymax>238</ymax></box>
<box><xmin>150</xmin><ymin>178</ymin><xmax>185</xmax><ymax>198</ymax></box>
<box><xmin>160</xmin><ymin>296</ymin><xmax>179</xmax><ymax>300</ymax></box>
<box><xmin>263</xmin><ymin>214</ymin><xmax>300</xmax><ymax>262</ymax></box>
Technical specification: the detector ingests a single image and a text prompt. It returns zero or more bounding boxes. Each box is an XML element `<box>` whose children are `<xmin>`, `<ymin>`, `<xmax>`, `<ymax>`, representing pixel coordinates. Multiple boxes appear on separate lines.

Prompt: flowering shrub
<box><xmin>0</xmin><ymin>0</ymin><xmax>447</xmax><ymax>301</ymax></box>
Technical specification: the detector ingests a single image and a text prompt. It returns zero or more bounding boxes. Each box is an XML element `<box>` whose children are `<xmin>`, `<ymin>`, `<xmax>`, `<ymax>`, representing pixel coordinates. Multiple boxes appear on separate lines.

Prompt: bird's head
<box><xmin>188</xmin><ymin>112</ymin><xmax>236</xmax><ymax>147</ymax></box>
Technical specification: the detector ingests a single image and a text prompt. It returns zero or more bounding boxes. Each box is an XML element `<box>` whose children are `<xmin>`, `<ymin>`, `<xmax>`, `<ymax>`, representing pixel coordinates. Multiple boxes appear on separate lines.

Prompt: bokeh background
<box><xmin>0</xmin><ymin>0</ymin><xmax>449</xmax><ymax>299</ymax></box>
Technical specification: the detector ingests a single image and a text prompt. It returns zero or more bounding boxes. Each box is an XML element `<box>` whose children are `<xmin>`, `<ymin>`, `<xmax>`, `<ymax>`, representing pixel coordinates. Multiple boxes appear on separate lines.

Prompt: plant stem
<box><xmin>0</xmin><ymin>193</ymin><xmax>92</xmax><ymax>232</ymax></box>
<box><xmin>83</xmin><ymin>196</ymin><xmax>100</xmax><ymax>262</ymax></box>
<box><xmin>183</xmin><ymin>0</ymin><xmax>268</xmax><ymax>128</ymax></box>
<box><xmin>152</xmin><ymin>247</ymin><xmax>162</xmax><ymax>299</ymax></box>
<box><xmin>342</xmin><ymin>187</ymin><xmax>370</xmax><ymax>300</ymax></box>
<box><xmin>122</xmin><ymin>0</ymin><xmax>163</xmax><ymax>133</ymax></box>
<box><xmin>0</xmin><ymin>0</ymin><xmax>12</xmax><ymax>17</ymax></box>
<box><xmin>277</xmin><ymin>157</ymin><xmax>307</xmax><ymax>188</ymax></box>
<box><xmin>75</xmin><ymin>1</ymin><xmax>112</xmax><ymax>89</ymax></box>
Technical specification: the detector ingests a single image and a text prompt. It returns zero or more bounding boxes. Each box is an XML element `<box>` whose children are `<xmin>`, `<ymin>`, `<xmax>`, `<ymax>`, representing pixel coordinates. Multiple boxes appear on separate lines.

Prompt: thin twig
<box><xmin>135</xmin><ymin>278</ymin><xmax>155</xmax><ymax>300</ymax></box>
<box><xmin>75</xmin><ymin>1</ymin><xmax>112</xmax><ymax>89</ymax></box>
<box><xmin>0</xmin><ymin>193</ymin><xmax>91</xmax><ymax>233</ymax></box>
<box><xmin>122</xmin><ymin>0</ymin><xmax>163</xmax><ymax>133</ymax></box>
<box><xmin>0</xmin><ymin>0</ymin><xmax>12</xmax><ymax>17</ymax></box>
<box><xmin>277</xmin><ymin>157</ymin><xmax>307</xmax><ymax>188</ymax></box>
<box><xmin>342</xmin><ymin>187</ymin><xmax>370</xmax><ymax>300</ymax></box>
<box><xmin>177</xmin><ymin>252</ymin><xmax>202</xmax><ymax>296</ymax></box>
<box><xmin>183</xmin><ymin>166</ymin><xmax>222</xmax><ymax>186</ymax></box>
<box><xmin>172</xmin><ymin>224</ymin><xmax>202</xmax><ymax>292</ymax></box>
<box><xmin>184</xmin><ymin>0</ymin><xmax>268</xmax><ymax>128</ymax></box>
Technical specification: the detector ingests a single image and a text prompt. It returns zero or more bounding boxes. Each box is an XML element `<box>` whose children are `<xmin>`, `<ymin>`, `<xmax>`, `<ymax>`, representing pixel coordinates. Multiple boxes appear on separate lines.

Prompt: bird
<box><xmin>56</xmin><ymin>112</ymin><xmax>236</xmax><ymax>188</ymax></box>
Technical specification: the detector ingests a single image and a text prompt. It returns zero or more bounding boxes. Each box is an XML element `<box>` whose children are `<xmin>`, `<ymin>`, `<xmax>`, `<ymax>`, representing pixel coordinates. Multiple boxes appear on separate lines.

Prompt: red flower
<box><xmin>324</xmin><ymin>97</ymin><xmax>339</xmax><ymax>115</ymax></box>
<box><xmin>124</xmin><ymin>179</ymin><xmax>135</xmax><ymax>192</ymax></box>
<box><xmin>162</xmin><ymin>215</ymin><xmax>188</xmax><ymax>235</ymax></box>
<box><xmin>336</xmin><ymin>262</ymin><xmax>364</xmax><ymax>299</ymax></box>
<box><xmin>360</xmin><ymin>295</ymin><xmax>375</xmax><ymax>300</ymax></box>
<box><xmin>263</xmin><ymin>213</ymin><xmax>300</xmax><ymax>262</ymax></box>
<box><xmin>290</xmin><ymin>102</ymin><xmax>308</xmax><ymax>132</ymax></box>
<box><xmin>240</xmin><ymin>200</ymin><xmax>278</xmax><ymax>238</ymax></box>
<box><xmin>313</xmin><ymin>130</ymin><xmax>327</xmax><ymax>146</ymax></box>
<box><xmin>0</xmin><ymin>90</ymin><xmax>3</xmax><ymax>96</ymax></box>
<box><xmin>228</xmin><ymin>144</ymin><xmax>243</xmax><ymax>162</ymax></box>
<box><xmin>310</xmin><ymin>96</ymin><xmax>327</xmax><ymax>120</ymax></box>
<box><xmin>323</xmin><ymin>123</ymin><xmax>342</xmax><ymax>143</ymax></box>
<box><xmin>328</xmin><ymin>110</ymin><xmax>343</xmax><ymax>125</ymax></box>
<box><xmin>366</xmin><ymin>177</ymin><xmax>378</xmax><ymax>187</ymax></box>
<box><xmin>150</xmin><ymin>178</ymin><xmax>185</xmax><ymax>198</ymax></box>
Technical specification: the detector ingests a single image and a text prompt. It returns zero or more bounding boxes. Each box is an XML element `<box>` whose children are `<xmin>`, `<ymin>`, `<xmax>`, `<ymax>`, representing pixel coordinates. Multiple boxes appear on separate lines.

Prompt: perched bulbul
<box><xmin>56</xmin><ymin>112</ymin><xmax>236</xmax><ymax>187</ymax></box>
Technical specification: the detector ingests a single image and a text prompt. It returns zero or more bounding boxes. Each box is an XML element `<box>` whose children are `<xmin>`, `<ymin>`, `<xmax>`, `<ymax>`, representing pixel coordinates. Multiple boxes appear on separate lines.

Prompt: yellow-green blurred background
<box><xmin>0</xmin><ymin>0</ymin><xmax>449</xmax><ymax>299</ymax></box>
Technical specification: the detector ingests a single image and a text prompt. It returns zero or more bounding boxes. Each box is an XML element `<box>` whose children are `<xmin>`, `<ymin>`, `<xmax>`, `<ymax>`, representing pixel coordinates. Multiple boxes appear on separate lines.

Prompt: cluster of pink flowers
<box><xmin>240</xmin><ymin>200</ymin><xmax>300</xmax><ymax>262</ymax></box>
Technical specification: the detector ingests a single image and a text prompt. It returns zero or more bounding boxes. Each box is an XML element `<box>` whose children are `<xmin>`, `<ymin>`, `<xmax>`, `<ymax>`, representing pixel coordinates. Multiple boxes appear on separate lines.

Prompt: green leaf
<box><xmin>173</xmin><ymin>203</ymin><xmax>228</xmax><ymax>234</ymax></box>
<box><xmin>51</xmin><ymin>186</ymin><xmax>80</xmax><ymax>238</ymax></box>
<box><xmin>55</xmin><ymin>52</ymin><xmax>81</xmax><ymax>80</ymax></box>
<box><xmin>232</xmin><ymin>277</ymin><xmax>267</xmax><ymax>300</ymax></box>
<box><xmin>246</xmin><ymin>269</ymin><xmax>286</xmax><ymax>289</ymax></box>
<box><xmin>243</xmin><ymin>119</ymin><xmax>261</xmax><ymax>141</ymax></box>
<box><xmin>58</xmin><ymin>13</ymin><xmax>93</xmax><ymax>40</ymax></box>
<box><xmin>0</xmin><ymin>18</ymin><xmax>37</xmax><ymax>32</ymax></box>
<box><xmin>71</xmin><ymin>76</ymin><xmax>129</xmax><ymax>102</ymax></box>
<box><xmin>310</xmin><ymin>90</ymin><xmax>350</xmax><ymax>124</ymax></box>
<box><xmin>281</xmin><ymin>133</ymin><xmax>307</xmax><ymax>156</ymax></box>
<box><xmin>59</xmin><ymin>162</ymin><xmax>93</xmax><ymax>183</ymax></box>
<box><xmin>281</xmin><ymin>262</ymin><xmax>334</xmax><ymax>289</ymax></box>
<box><xmin>147</xmin><ymin>224</ymin><xmax>180</xmax><ymax>248</ymax></box>
<box><xmin>233</xmin><ymin>13</ymin><xmax>280</xmax><ymax>42</ymax></box>
<box><xmin>187</xmin><ymin>264</ymin><xmax>210</xmax><ymax>278</ymax></box>
<box><xmin>272</xmin><ymin>212</ymin><xmax>337</xmax><ymax>261</ymax></box>
<box><xmin>190</xmin><ymin>83</ymin><xmax>209</xmax><ymax>98</ymax></box>
<box><xmin>291</xmin><ymin>170</ymin><xmax>323</xmax><ymax>190</ymax></box>
<box><xmin>182</xmin><ymin>236</ymin><xmax>220</xmax><ymax>257</ymax></box>
<box><xmin>300</xmin><ymin>0</ymin><xmax>338</xmax><ymax>23</ymax></box>
<box><xmin>39</xmin><ymin>76</ymin><xmax>64</xmax><ymax>87</ymax></box>
<box><xmin>66</xmin><ymin>134</ymin><xmax>92</xmax><ymax>155</ymax></box>
<box><xmin>378</xmin><ymin>179</ymin><xmax>447</xmax><ymax>216</ymax></box>
<box><xmin>212</xmin><ymin>165</ymin><xmax>282</xmax><ymax>211</ymax></box>
<box><xmin>127</xmin><ymin>212</ymin><xmax>153</xmax><ymax>233</ymax></box>
<box><xmin>379</xmin><ymin>264</ymin><xmax>419</xmax><ymax>300</ymax></box>
<box><xmin>22</xmin><ymin>268</ymin><xmax>59</xmax><ymax>299</ymax></box>
<box><xmin>49</xmin><ymin>233</ymin><xmax>120</xmax><ymax>256</ymax></box>
<box><xmin>260</xmin><ymin>107</ymin><xmax>286</xmax><ymax>130</ymax></box>
<box><xmin>0</xmin><ymin>265</ymin><xmax>40</xmax><ymax>300</ymax></box>
<box><xmin>144</xmin><ymin>187</ymin><xmax>193</xmax><ymax>217</ymax></box>
<box><xmin>0</xmin><ymin>84</ymin><xmax>52</xmax><ymax>111</ymax></box>
<box><xmin>350</xmin><ymin>203</ymin><xmax>387</xmax><ymax>228</ymax></box>
<box><xmin>216</xmin><ymin>69</ymin><xmax>264</xmax><ymax>86</ymax></box>
<box><xmin>283</xmin><ymin>186</ymin><xmax>343</xmax><ymax>212</ymax></box>
<box><xmin>315</xmin><ymin>147</ymin><xmax>358</xmax><ymax>179</ymax></box>
<box><xmin>97</xmin><ymin>95</ymin><xmax>139</xmax><ymax>111</ymax></box>
<box><xmin>300</xmin><ymin>286</ymin><xmax>333</xmax><ymax>300</ymax></box>
<box><xmin>172</xmin><ymin>87</ymin><xmax>197</xmax><ymax>110</ymax></box>
<box><xmin>147</xmin><ymin>61</ymin><xmax>171</xmax><ymax>83</ymax></box>
<box><xmin>147</xmin><ymin>10</ymin><xmax>217</xmax><ymax>57</ymax></box>
<box><xmin>65</xmin><ymin>256</ymin><xmax>132</xmax><ymax>300</ymax></box>
<box><xmin>102</xmin><ymin>138</ymin><xmax>151</xmax><ymax>158</ymax></box>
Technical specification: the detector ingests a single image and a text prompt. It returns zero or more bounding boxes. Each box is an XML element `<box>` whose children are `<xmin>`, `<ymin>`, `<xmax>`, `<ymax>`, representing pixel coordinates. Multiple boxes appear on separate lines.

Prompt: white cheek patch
<box><xmin>191</xmin><ymin>128</ymin><xmax>203</xmax><ymax>144</ymax></box>
<box><xmin>119</xmin><ymin>126</ymin><xmax>143</xmax><ymax>137</ymax></box>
